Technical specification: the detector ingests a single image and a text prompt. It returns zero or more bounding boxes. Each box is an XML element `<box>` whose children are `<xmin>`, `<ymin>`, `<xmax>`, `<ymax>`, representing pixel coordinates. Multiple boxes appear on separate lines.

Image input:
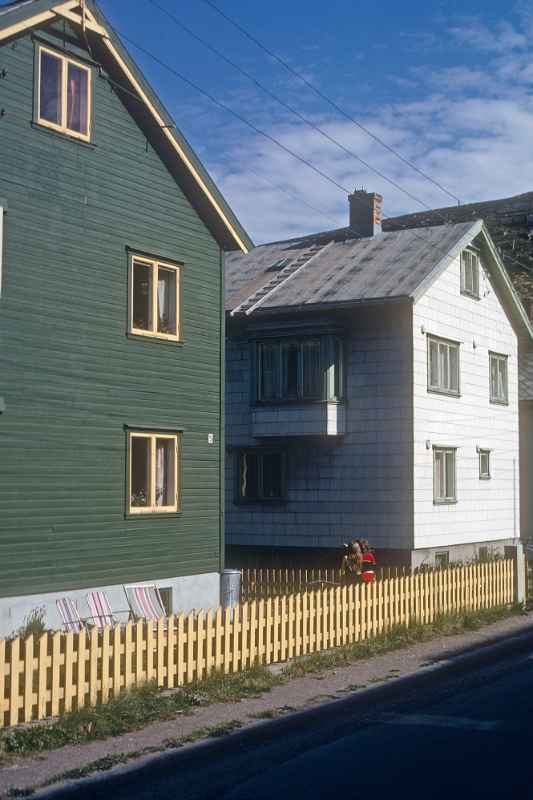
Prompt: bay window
<box><xmin>256</xmin><ymin>335</ymin><xmax>343</xmax><ymax>403</ymax></box>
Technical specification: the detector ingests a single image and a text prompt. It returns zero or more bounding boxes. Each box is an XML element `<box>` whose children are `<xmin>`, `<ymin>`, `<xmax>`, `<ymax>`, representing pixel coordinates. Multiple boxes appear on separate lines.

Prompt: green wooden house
<box><xmin>0</xmin><ymin>0</ymin><xmax>251</xmax><ymax>635</ymax></box>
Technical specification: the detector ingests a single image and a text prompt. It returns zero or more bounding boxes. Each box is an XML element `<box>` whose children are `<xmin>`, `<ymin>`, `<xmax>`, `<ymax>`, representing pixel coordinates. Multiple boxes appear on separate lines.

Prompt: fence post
<box><xmin>505</xmin><ymin>544</ymin><xmax>526</xmax><ymax>606</ymax></box>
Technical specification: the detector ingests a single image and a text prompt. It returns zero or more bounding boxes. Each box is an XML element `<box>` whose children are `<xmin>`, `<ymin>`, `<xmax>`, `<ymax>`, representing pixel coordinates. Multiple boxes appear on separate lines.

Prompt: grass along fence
<box><xmin>0</xmin><ymin>560</ymin><xmax>514</xmax><ymax>729</ymax></box>
<box><xmin>240</xmin><ymin>566</ymin><xmax>409</xmax><ymax>602</ymax></box>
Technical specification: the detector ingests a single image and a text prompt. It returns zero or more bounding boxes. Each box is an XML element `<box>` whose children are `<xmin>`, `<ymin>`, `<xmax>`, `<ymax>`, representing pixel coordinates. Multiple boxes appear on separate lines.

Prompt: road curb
<box><xmin>33</xmin><ymin>622</ymin><xmax>533</xmax><ymax>798</ymax></box>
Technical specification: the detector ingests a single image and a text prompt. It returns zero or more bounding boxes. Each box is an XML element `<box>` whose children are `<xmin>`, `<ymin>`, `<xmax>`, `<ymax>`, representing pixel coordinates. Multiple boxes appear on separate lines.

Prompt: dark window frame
<box><xmin>255</xmin><ymin>335</ymin><xmax>344</xmax><ymax>404</ymax></box>
<box><xmin>235</xmin><ymin>449</ymin><xmax>287</xmax><ymax>504</ymax></box>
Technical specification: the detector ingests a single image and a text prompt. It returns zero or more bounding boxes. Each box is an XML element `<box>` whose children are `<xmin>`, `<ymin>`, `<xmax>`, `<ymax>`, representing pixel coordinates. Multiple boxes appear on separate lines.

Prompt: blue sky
<box><xmin>4</xmin><ymin>0</ymin><xmax>533</xmax><ymax>242</ymax></box>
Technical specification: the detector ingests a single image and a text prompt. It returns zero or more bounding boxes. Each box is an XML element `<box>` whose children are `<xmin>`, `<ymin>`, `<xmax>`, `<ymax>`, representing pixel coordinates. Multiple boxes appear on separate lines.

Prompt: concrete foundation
<box><xmin>0</xmin><ymin>572</ymin><xmax>221</xmax><ymax>638</ymax></box>
<box><xmin>410</xmin><ymin>539</ymin><xmax>517</xmax><ymax>570</ymax></box>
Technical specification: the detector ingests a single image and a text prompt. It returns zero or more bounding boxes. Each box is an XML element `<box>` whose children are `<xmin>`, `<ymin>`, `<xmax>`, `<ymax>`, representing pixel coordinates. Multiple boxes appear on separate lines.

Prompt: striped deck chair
<box><xmin>86</xmin><ymin>591</ymin><xmax>116</xmax><ymax>629</ymax></box>
<box><xmin>56</xmin><ymin>597</ymin><xmax>85</xmax><ymax>633</ymax></box>
<box><xmin>124</xmin><ymin>584</ymin><xmax>166</xmax><ymax>622</ymax></box>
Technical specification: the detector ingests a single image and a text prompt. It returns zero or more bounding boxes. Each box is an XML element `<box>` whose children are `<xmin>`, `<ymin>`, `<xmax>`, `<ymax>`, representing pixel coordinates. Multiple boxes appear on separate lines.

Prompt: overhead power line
<box><xmin>111</xmin><ymin>29</ymin><xmax>533</xmax><ymax>279</ymax></box>
<box><xmin>147</xmin><ymin>0</ymin><xmax>445</xmax><ymax>216</ymax></box>
<box><xmin>199</xmin><ymin>0</ymin><xmax>461</xmax><ymax>206</ymax></box>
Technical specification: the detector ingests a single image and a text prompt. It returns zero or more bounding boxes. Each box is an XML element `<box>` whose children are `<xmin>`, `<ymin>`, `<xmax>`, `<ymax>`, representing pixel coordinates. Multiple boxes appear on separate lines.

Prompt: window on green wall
<box><xmin>129</xmin><ymin>255</ymin><xmax>181</xmax><ymax>341</ymax></box>
<box><xmin>128</xmin><ymin>431</ymin><xmax>180</xmax><ymax>514</ymax></box>
<box><xmin>256</xmin><ymin>335</ymin><xmax>343</xmax><ymax>403</ymax></box>
<box><xmin>37</xmin><ymin>45</ymin><xmax>92</xmax><ymax>141</ymax></box>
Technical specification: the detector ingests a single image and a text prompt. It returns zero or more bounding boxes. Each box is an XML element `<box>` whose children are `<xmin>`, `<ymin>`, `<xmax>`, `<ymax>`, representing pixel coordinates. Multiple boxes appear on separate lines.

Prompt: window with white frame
<box><xmin>489</xmin><ymin>352</ymin><xmax>508</xmax><ymax>404</ymax></box>
<box><xmin>461</xmin><ymin>249</ymin><xmax>480</xmax><ymax>299</ymax></box>
<box><xmin>433</xmin><ymin>447</ymin><xmax>456</xmax><ymax>504</ymax></box>
<box><xmin>479</xmin><ymin>449</ymin><xmax>491</xmax><ymax>479</ymax></box>
<box><xmin>128</xmin><ymin>431</ymin><xmax>180</xmax><ymax>513</ymax></box>
<box><xmin>427</xmin><ymin>336</ymin><xmax>460</xmax><ymax>395</ymax></box>
<box><xmin>37</xmin><ymin>45</ymin><xmax>91</xmax><ymax>141</ymax></box>
<box><xmin>130</xmin><ymin>256</ymin><xmax>181</xmax><ymax>341</ymax></box>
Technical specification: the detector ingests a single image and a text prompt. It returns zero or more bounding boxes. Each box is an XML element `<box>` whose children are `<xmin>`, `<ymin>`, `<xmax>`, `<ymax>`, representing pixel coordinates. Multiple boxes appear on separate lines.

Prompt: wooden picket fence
<box><xmin>240</xmin><ymin>566</ymin><xmax>409</xmax><ymax>602</ymax></box>
<box><xmin>0</xmin><ymin>560</ymin><xmax>514</xmax><ymax>729</ymax></box>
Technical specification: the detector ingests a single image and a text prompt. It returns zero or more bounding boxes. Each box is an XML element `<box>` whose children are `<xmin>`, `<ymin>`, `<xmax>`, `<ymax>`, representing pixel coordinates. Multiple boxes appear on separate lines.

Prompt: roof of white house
<box><xmin>226</xmin><ymin>221</ymin><xmax>479</xmax><ymax>313</ymax></box>
<box><xmin>226</xmin><ymin>220</ymin><xmax>533</xmax><ymax>341</ymax></box>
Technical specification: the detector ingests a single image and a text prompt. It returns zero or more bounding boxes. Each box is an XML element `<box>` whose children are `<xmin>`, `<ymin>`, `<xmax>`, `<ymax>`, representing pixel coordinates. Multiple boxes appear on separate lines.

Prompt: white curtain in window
<box><xmin>157</xmin><ymin>273</ymin><xmax>167</xmax><ymax>331</ymax></box>
<box><xmin>156</xmin><ymin>439</ymin><xmax>165</xmax><ymax>506</ymax></box>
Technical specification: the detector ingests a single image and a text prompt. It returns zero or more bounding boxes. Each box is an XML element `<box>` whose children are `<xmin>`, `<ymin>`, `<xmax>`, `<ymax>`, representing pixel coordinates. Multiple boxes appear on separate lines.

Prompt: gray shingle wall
<box><xmin>225</xmin><ymin>305</ymin><xmax>414</xmax><ymax>551</ymax></box>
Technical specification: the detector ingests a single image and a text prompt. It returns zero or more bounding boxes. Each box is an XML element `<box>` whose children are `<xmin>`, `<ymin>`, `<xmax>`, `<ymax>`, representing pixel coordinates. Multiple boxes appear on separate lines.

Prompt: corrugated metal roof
<box><xmin>226</xmin><ymin>221</ymin><xmax>478</xmax><ymax>314</ymax></box>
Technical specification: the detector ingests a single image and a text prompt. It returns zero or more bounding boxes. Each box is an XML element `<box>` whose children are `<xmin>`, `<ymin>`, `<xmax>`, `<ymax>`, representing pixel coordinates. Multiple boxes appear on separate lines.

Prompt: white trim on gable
<box><xmin>0</xmin><ymin>1</ymin><xmax>250</xmax><ymax>253</ymax></box>
<box><xmin>410</xmin><ymin>220</ymin><xmax>483</xmax><ymax>303</ymax></box>
<box><xmin>412</xmin><ymin>220</ymin><xmax>533</xmax><ymax>344</ymax></box>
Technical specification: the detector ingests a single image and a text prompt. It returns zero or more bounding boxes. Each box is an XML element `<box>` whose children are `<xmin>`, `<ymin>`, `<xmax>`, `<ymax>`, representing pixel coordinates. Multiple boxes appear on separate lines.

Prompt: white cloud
<box><xmin>198</xmin><ymin>9</ymin><xmax>533</xmax><ymax>243</ymax></box>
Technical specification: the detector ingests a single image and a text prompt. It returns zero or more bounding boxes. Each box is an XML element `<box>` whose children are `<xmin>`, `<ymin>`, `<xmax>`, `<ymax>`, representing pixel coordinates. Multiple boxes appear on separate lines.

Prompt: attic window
<box><xmin>460</xmin><ymin>249</ymin><xmax>480</xmax><ymax>299</ymax></box>
<box><xmin>37</xmin><ymin>45</ymin><xmax>91</xmax><ymax>142</ymax></box>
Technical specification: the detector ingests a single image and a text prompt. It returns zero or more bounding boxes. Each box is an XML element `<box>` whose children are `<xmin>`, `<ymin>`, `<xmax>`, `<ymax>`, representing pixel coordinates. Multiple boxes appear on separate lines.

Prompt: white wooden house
<box><xmin>225</xmin><ymin>191</ymin><xmax>533</xmax><ymax>568</ymax></box>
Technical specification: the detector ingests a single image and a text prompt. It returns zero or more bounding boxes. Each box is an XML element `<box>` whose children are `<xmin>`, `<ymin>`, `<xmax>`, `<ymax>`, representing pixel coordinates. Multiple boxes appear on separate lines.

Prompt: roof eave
<box><xmin>0</xmin><ymin>0</ymin><xmax>252</xmax><ymax>253</ymax></box>
<box><xmin>229</xmin><ymin>295</ymin><xmax>413</xmax><ymax>318</ymax></box>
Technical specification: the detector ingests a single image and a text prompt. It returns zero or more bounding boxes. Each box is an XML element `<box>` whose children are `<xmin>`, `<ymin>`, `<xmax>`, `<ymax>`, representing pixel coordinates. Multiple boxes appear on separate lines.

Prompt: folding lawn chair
<box><xmin>123</xmin><ymin>584</ymin><xmax>167</xmax><ymax>622</ymax></box>
<box><xmin>86</xmin><ymin>590</ymin><xmax>118</xmax><ymax>629</ymax></box>
<box><xmin>56</xmin><ymin>597</ymin><xmax>85</xmax><ymax>633</ymax></box>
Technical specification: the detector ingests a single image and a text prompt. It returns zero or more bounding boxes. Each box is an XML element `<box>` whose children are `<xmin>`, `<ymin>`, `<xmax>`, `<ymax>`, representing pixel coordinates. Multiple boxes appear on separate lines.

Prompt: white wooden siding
<box><xmin>412</xmin><ymin>251</ymin><xmax>519</xmax><ymax>550</ymax></box>
<box><xmin>226</xmin><ymin>306</ymin><xmax>413</xmax><ymax>551</ymax></box>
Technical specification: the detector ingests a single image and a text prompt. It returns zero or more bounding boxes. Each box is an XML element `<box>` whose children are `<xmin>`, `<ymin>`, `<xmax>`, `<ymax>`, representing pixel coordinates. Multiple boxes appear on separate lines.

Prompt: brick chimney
<box><xmin>348</xmin><ymin>189</ymin><xmax>383</xmax><ymax>236</ymax></box>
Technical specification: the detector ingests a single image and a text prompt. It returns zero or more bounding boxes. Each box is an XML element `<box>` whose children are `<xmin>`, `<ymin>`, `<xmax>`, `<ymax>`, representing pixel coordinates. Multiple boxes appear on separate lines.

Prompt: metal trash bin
<box><xmin>220</xmin><ymin>569</ymin><xmax>241</xmax><ymax>609</ymax></box>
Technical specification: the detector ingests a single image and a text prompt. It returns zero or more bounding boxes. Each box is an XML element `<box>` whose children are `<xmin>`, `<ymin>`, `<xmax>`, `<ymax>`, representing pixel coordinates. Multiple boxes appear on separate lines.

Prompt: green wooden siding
<box><xmin>0</xmin><ymin>24</ymin><xmax>224</xmax><ymax>596</ymax></box>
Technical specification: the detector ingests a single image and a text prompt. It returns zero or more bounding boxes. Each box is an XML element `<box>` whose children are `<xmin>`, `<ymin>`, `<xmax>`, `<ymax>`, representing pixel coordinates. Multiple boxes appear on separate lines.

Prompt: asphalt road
<box><xmin>43</xmin><ymin>645</ymin><xmax>533</xmax><ymax>800</ymax></box>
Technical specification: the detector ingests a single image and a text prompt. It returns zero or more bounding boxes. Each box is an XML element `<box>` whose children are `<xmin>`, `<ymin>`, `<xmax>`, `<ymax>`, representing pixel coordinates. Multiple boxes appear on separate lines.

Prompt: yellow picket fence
<box><xmin>0</xmin><ymin>560</ymin><xmax>514</xmax><ymax>729</ymax></box>
<box><xmin>240</xmin><ymin>565</ymin><xmax>409</xmax><ymax>601</ymax></box>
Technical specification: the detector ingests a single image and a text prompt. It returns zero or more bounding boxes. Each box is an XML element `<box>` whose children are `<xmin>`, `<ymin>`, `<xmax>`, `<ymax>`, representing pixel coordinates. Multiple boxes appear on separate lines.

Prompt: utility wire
<box><xmin>199</xmin><ymin>0</ymin><xmax>461</xmax><ymax>206</ymax></box>
<box><xmin>147</xmin><ymin>0</ymin><xmax>444</xmax><ymax>215</ymax></box>
<box><xmin>114</xmin><ymin>29</ymin><xmax>488</xmax><ymax>267</ymax></box>
<box><xmin>116</xmin><ymin>29</ymin><xmax>533</xmax><ymax>273</ymax></box>
<box><xmin>242</xmin><ymin>165</ymin><xmax>340</xmax><ymax>227</ymax></box>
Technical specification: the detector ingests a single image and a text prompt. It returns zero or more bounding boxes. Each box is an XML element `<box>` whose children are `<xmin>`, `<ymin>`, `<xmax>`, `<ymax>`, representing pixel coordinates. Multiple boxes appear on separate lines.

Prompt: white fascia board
<box><xmin>410</xmin><ymin>220</ymin><xmax>483</xmax><ymax>304</ymax></box>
